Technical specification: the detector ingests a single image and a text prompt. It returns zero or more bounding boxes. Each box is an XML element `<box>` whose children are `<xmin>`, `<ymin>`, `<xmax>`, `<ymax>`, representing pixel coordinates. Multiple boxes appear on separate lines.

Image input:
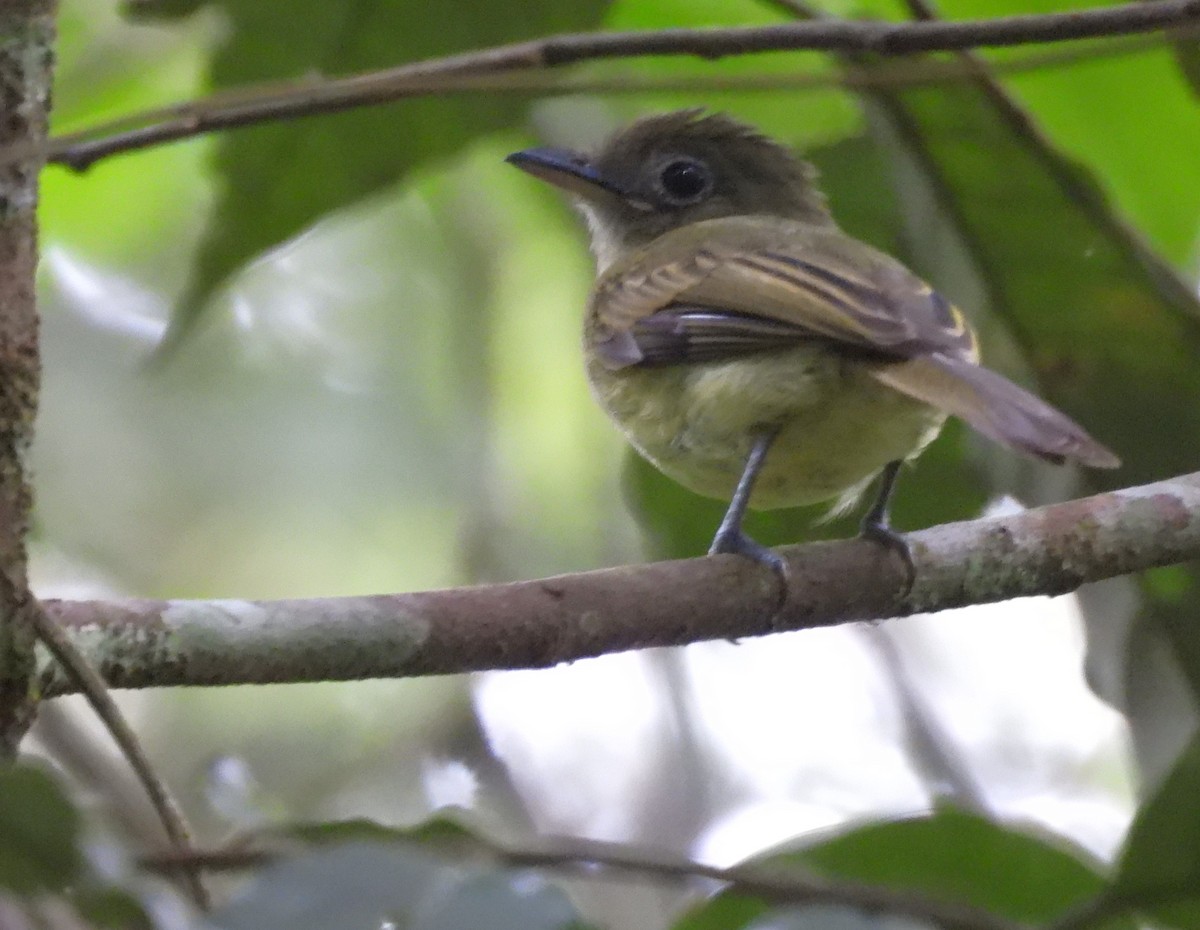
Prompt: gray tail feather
<box><xmin>874</xmin><ymin>354</ymin><xmax>1120</xmax><ymax>469</ymax></box>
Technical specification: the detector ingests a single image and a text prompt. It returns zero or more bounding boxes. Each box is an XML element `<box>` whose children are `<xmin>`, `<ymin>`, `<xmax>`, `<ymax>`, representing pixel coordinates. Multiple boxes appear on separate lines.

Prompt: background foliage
<box><xmin>10</xmin><ymin>0</ymin><xmax>1200</xmax><ymax>926</ymax></box>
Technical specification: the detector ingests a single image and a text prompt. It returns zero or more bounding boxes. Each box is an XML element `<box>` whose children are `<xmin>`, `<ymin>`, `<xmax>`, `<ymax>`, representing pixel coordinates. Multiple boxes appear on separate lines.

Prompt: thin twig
<box><xmin>30</xmin><ymin>604</ymin><xmax>209</xmax><ymax>909</ymax></box>
<box><xmin>43</xmin><ymin>36</ymin><xmax>1171</xmax><ymax>170</ymax></box>
<box><xmin>140</xmin><ymin>833</ymin><xmax>1027</xmax><ymax>930</ymax></box>
<box><xmin>42</xmin><ymin>0</ymin><xmax>1200</xmax><ymax>170</ymax></box>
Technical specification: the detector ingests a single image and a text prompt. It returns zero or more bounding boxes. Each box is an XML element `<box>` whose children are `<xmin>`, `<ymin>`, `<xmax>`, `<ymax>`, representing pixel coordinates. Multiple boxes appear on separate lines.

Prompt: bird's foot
<box><xmin>860</xmin><ymin>517</ymin><xmax>915</xmax><ymax>595</ymax></box>
<box><xmin>709</xmin><ymin>527</ymin><xmax>788</xmax><ymax>608</ymax></box>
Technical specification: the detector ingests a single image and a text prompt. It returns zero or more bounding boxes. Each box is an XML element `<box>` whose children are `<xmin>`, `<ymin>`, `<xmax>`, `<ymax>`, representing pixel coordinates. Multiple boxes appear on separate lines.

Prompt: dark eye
<box><xmin>656</xmin><ymin>157</ymin><xmax>713</xmax><ymax>205</ymax></box>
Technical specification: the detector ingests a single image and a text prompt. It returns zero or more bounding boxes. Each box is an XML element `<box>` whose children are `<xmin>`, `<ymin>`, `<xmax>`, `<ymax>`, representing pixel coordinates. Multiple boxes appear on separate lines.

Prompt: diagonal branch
<box><xmin>45</xmin><ymin>0</ymin><xmax>1200</xmax><ymax>171</ymax></box>
<box><xmin>31</xmin><ymin>604</ymin><xmax>208</xmax><ymax>908</ymax></box>
<box><xmin>36</xmin><ymin>471</ymin><xmax>1200</xmax><ymax>696</ymax></box>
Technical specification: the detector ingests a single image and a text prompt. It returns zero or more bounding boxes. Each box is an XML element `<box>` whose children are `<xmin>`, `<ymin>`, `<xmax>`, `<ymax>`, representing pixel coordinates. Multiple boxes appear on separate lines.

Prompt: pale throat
<box><xmin>577</xmin><ymin>203</ymin><xmax>632</xmax><ymax>275</ymax></box>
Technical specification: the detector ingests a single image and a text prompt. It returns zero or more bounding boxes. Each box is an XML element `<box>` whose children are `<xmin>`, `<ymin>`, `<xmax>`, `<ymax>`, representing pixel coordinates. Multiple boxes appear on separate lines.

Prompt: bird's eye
<box><xmin>655</xmin><ymin>157</ymin><xmax>713</xmax><ymax>205</ymax></box>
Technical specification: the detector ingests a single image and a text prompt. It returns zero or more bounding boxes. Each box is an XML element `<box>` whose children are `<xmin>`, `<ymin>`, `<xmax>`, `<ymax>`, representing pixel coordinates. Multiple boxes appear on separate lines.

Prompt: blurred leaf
<box><xmin>1151</xmin><ymin>903</ymin><xmax>1200</xmax><ymax>930</ymax></box>
<box><xmin>671</xmin><ymin>892</ymin><xmax>769</xmax><ymax>930</ymax></box>
<box><xmin>75</xmin><ymin>887</ymin><xmax>155</xmax><ymax>930</ymax></box>
<box><xmin>125</xmin><ymin>0</ymin><xmax>209</xmax><ymax>15</ymax></box>
<box><xmin>766</xmin><ymin>807</ymin><xmax>1109</xmax><ymax>925</ymax></box>
<box><xmin>677</xmin><ymin>810</ymin><xmax>1111</xmax><ymax>929</ymax></box>
<box><xmin>210</xmin><ymin>841</ymin><xmax>444</xmax><ymax>930</ymax></box>
<box><xmin>287</xmin><ymin>811</ymin><xmax>485</xmax><ymax>858</ymax></box>
<box><xmin>948</xmin><ymin>0</ymin><xmax>1200</xmax><ymax>263</ymax></box>
<box><xmin>288</xmin><ymin>817</ymin><xmax>428</xmax><ymax>844</ymax></box>
<box><xmin>209</xmin><ymin>839</ymin><xmax>584</xmax><ymax>930</ymax></box>
<box><xmin>43</xmin><ymin>4</ymin><xmax>212</xmax><ymax>273</ymax></box>
<box><xmin>743</xmin><ymin>906</ymin><xmax>935</xmax><ymax>930</ymax></box>
<box><xmin>866</xmin><ymin>82</ymin><xmax>1200</xmax><ymax>492</ymax></box>
<box><xmin>412</xmin><ymin>871</ymin><xmax>581</xmax><ymax>930</ymax></box>
<box><xmin>1168</xmin><ymin>37</ymin><xmax>1200</xmax><ymax>99</ymax></box>
<box><xmin>1111</xmin><ymin>736</ymin><xmax>1200</xmax><ymax>923</ymax></box>
<box><xmin>0</xmin><ymin>765</ymin><xmax>84</xmax><ymax>895</ymax></box>
<box><xmin>127</xmin><ymin>0</ymin><xmax>608</xmax><ymax>349</ymax></box>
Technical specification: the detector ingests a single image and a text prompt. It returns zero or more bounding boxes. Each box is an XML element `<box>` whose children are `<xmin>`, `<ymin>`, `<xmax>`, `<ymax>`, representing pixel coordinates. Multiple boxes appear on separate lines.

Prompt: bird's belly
<box><xmin>588</xmin><ymin>346</ymin><xmax>946</xmax><ymax>510</ymax></box>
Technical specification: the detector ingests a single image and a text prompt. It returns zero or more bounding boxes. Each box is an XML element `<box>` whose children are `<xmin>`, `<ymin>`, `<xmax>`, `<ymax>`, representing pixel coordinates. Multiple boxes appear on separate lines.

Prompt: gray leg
<box><xmin>859</xmin><ymin>459</ymin><xmax>915</xmax><ymax>589</ymax></box>
<box><xmin>709</xmin><ymin>430</ymin><xmax>786</xmax><ymax>585</ymax></box>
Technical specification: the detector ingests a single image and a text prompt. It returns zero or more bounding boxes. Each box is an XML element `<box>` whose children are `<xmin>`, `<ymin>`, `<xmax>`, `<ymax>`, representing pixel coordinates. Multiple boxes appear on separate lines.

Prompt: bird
<box><xmin>506</xmin><ymin>109</ymin><xmax>1119</xmax><ymax>583</ymax></box>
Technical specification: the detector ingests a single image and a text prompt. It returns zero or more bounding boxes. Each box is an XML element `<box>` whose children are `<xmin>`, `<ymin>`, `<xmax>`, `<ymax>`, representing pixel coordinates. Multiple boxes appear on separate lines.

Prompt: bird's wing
<box><xmin>589</xmin><ymin>217</ymin><xmax>1119</xmax><ymax>469</ymax></box>
<box><xmin>589</xmin><ymin>217</ymin><xmax>978</xmax><ymax>368</ymax></box>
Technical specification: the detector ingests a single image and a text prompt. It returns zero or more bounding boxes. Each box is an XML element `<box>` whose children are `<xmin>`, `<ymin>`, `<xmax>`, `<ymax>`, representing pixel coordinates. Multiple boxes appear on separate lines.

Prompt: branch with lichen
<box><xmin>36</xmin><ymin>471</ymin><xmax>1200</xmax><ymax>696</ymax></box>
<box><xmin>0</xmin><ymin>0</ymin><xmax>53</xmax><ymax>754</ymax></box>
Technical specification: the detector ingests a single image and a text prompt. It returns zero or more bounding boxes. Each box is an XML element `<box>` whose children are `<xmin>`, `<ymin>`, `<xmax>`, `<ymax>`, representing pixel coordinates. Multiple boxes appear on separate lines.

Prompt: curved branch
<box><xmin>30</xmin><ymin>605</ymin><xmax>208</xmax><ymax>907</ymax></box>
<box><xmin>45</xmin><ymin>0</ymin><xmax>1200</xmax><ymax>170</ymax></box>
<box><xmin>37</xmin><ymin>471</ymin><xmax>1200</xmax><ymax>696</ymax></box>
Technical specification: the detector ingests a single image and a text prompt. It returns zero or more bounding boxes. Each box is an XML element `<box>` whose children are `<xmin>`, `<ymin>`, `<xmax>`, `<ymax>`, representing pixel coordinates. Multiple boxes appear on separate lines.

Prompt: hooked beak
<box><xmin>505</xmin><ymin>147</ymin><xmax>627</xmax><ymax>203</ymax></box>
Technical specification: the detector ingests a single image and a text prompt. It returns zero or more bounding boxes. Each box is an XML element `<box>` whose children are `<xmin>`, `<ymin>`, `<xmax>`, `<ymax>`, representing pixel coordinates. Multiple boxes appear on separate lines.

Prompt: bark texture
<box><xmin>0</xmin><ymin>1</ymin><xmax>52</xmax><ymax>754</ymax></box>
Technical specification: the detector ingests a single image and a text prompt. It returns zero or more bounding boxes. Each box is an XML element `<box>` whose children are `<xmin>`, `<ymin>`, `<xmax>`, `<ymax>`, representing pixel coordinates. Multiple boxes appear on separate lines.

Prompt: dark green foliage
<box><xmin>128</xmin><ymin>0</ymin><xmax>609</xmax><ymax>348</ymax></box>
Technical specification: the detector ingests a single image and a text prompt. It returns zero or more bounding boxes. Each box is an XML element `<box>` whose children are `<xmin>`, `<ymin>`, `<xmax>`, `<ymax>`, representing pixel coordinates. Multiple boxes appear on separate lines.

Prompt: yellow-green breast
<box><xmin>587</xmin><ymin>344</ymin><xmax>946</xmax><ymax>511</ymax></box>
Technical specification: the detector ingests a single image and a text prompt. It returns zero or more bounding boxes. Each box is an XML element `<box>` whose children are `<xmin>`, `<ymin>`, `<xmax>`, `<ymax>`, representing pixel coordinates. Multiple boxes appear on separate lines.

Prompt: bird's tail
<box><xmin>870</xmin><ymin>353</ymin><xmax>1120</xmax><ymax>469</ymax></box>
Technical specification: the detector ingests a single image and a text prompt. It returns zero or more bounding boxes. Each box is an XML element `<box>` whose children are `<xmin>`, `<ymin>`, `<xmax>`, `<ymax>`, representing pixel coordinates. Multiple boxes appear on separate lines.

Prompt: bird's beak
<box><xmin>505</xmin><ymin>147</ymin><xmax>626</xmax><ymax>203</ymax></box>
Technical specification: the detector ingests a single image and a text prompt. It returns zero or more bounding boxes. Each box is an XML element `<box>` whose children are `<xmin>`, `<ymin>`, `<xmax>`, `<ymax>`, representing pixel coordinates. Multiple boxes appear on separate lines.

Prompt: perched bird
<box><xmin>507</xmin><ymin>110</ymin><xmax>1119</xmax><ymax>580</ymax></box>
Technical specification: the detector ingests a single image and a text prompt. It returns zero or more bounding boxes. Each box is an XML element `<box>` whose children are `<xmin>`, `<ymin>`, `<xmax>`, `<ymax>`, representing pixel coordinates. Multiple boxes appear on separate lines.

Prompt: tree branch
<box><xmin>44</xmin><ymin>0</ymin><xmax>1200</xmax><ymax>171</ymax></box>
<box><xmin>36</xmin><ymin>472</ymin><xmax>1200</xmax><ymax>695</ymax></box>
<box><xmin>30</xmin><ymin>604</ymin><xmax>208</xmax><ymax>908</ymax></box>
<box><xmin>0</xmin><ymin>0</ymin><xmax>52</xmax><ymax>754</ymax></box>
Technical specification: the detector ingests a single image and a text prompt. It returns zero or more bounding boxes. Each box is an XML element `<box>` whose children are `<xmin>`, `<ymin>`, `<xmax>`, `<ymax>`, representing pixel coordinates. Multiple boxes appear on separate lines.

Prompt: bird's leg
<box><xmin>709</xmin><ymin>429</ymin><xmax>786</xmax><ymax>586</ymax></box>
<box><xmin>859</xmin><ymin>459</ymin><xmax>915</xmax><ymax>590</ymax></box>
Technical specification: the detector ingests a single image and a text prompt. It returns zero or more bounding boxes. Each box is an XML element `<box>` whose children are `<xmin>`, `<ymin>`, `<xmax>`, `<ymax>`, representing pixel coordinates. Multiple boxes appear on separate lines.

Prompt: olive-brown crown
<box><xmin>584</xmin><ymin>110</ymin><xmax>834</xmax><ymax>251</ymax></box>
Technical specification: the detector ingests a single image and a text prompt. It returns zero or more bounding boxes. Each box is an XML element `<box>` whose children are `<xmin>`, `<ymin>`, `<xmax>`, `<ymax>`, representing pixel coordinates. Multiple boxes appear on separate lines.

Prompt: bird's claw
<box><xmin>709</xmin><ymin>528</ymin><xmax>789</xmax><ymax>610</ymax></box>
<box><xmin>860</xmin><ymin>518</ymin><xmax>915</xmax><ymax>595</ymax></box>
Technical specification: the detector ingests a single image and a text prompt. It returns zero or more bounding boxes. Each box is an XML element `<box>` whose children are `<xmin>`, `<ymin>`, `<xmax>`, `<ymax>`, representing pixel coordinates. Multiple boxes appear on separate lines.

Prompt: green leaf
<box><xmin>943</xmin><ymin>0</ymin><xmax>1200</xmax><ymax>263</ymax></box>
<box><xmin>129</xmin><ymin>0</ymin><xmax>608</xmax><ymax>349</ymax></box>
<box><xmin>45</xmin><ymin>4</ymin><xmax>212</xmax><ymax>267</ymax></box>
<box><xmin>768</xmin><ymin>807</ymin><xmax>1107</xmax><ymax>924</ymax></box>
<box><xmin>1111</xmin><ymin>736</ymin><xmax>1200</xmax><ymax>923</ymax></box>
<box><xmin>671</xmin><ymin>891</ymin><xmax>769</xmax><ymax>930</ymax></box>
<box><xmin>0</xmin><ymin>765</ymin><xmax>84</xmax><ymax>895</ymax></box>
<box><xmin>677</xmin><ymin>810</ymin><xmax>1115</xmax><ymax>930</ymax></box>
<box><xmin>1168</xmin><ymin>38</ymin><xmax>1200</xmax><ymax>99</ymax></box>
<box><xmin>75</xmin><ymin>887</ymin><xmax>155</xmax><ymax>930</ymax></box>
<box><xmin>863</xmin><ymin>80</ymin><xmax>1200</xmax><ymax>494</ymax></box>
<box><xmin>287</xmin><ymin>811</ymin><xmax>484</xmax><ymax>857</ymax></box>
